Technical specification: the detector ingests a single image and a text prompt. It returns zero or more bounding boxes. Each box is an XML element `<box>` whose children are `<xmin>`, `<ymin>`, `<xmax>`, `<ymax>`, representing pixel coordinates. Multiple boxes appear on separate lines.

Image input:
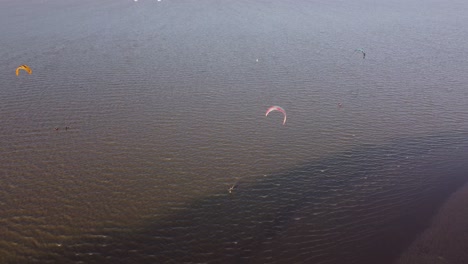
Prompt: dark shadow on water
<box><xmin>43</xmin><ymin>132</ymin><xmax>468</xmax><ymax>264</ymax></box>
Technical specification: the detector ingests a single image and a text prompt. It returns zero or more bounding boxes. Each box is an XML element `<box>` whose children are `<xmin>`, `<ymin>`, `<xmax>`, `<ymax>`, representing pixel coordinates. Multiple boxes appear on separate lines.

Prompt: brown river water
<box><xmin>1</xmin><ymin>0</ymin><xmax>468</xmax><ymax>263</ymax></box>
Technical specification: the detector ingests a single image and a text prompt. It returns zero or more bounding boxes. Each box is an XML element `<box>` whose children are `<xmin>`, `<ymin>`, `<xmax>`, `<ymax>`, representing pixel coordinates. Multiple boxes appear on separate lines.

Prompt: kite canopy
<box><xmin>16</xmin><ymin>65</ymin><xmax>32</xmax><ymax>76</ymax></box>
<box><xmin>354</xmin><ymin>48</ymin><xmax>366</xmax><ymax>59</ymax></box>
<box><xmin>266</xmin><ymin>106</ymin><xmax>287</xmax><ymax>125</ymax></box>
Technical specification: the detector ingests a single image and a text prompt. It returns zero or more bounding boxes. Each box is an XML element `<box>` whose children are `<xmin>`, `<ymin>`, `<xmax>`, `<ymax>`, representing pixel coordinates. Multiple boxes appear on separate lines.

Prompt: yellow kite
<box><xmin>16</xmin><ymin>65</ymin><xmax>32</xmax><ymax>76</ymax></box>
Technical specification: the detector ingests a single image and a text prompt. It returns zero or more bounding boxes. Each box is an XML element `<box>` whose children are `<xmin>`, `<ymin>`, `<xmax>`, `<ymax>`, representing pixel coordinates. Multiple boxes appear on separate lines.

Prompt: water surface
<box><xmin>1</xmin><ymin>0</ymin><xmax>468</xmax><ymax>263</ymax></box>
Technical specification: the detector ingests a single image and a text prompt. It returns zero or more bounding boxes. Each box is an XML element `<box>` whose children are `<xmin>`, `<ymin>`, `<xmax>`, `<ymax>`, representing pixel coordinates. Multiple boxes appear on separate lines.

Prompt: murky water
<box><xmin>1</xmin><ymin>0</ymin><xmax>468</xmax><ymax>263</ymax></box>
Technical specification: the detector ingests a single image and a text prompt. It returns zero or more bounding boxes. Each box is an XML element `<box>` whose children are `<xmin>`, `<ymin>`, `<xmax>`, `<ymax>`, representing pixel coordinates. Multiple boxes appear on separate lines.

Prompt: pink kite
<box><xmin>266</xmin><ymin>106</ymin><xmax>287</xmax><ymax>125</ymax></box>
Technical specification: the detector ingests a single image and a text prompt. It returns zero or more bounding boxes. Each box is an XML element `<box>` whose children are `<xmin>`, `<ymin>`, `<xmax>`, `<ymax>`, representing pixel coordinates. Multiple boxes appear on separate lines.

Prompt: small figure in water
<box><xmin>65</xmin><ymin>126</ymin><xmax>70</xmax><ymax>130</ymax></box>
<box><xmin>338</xmin><ymin>102</ymin><xmax>343</xmax><ymax>108</ymax></box>
<box><xmin>228</xmin><ymin>183</ymin><xmax>238</xmax><ymax>194</ymax></box>
<box><xmin>54</xmin><ymin>127</ymin><xmax>59</xmax><ymax>131</ymax></box>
